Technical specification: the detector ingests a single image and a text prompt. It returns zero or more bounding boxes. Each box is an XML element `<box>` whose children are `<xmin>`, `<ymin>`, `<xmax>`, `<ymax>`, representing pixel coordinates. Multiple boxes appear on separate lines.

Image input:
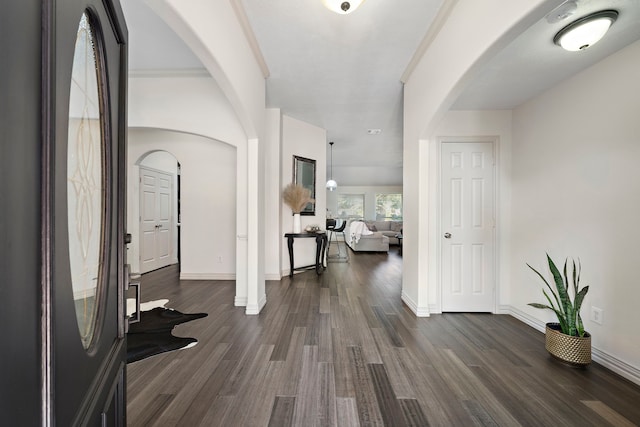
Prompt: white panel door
<box><xmin>140</xmin><ymin>167</ymin><xmax>174</xmax><ymax>273</ymax></box>
<box><xmin>441</xmin><ymin>142</ymin><xmax>495</xmax><ymax>312</ymax></box>
<box><xmin>156</xmin><ymin>175</ymin><xmax>172</xmax><ymax>264</ymax></box>
<box><xmin>140</xmin><ymin>172</ymin><xmax>158</xmax><ymax>272</ymax></box>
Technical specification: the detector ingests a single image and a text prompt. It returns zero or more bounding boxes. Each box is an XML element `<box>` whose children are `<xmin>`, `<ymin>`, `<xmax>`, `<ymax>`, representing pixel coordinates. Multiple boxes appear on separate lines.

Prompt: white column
<box><xmin>235</xmin><ymin>141</ymin><xmax>248</xmax><ymax>307</ymax></box>
<box><xmin>245</xmin><ymin>137</ymin><xmax>266</xmax><ymax>314</ymax></box>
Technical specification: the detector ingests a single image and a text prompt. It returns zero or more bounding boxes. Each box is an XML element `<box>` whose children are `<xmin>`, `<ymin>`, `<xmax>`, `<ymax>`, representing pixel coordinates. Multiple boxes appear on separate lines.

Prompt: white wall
<box><xmin>149</xmin><ymin>0</ymin><xmax>266</xmax><ymax>139</ymax></box>
<box><xmin>264</xmin><ymin>109</ymin><xmax>283</xmax><ymax>280</ymax></box>
<box><xmin>510</xmin><ymin>40</ymin><xmax>640</xmax><ymax>381</ymax></box>
<box><xmin>402</xmin><ymin>0</ymin><xmax>548</xmax><ymax>316</ymax></box>
<box><xmin>128</xmin><ymin>74</ymin><xmax>247</xmax><ymax>147</ymax></box>
<box><xmin>430</xmin><ymin>110</ymin><xmax>512</xmax><ymax>313</ymax></box>
<box><xmin>128</xmin><ymin>72</ymin><xmax>262</xmax><ymax>310</ymax></box>
<box><xmin>131</xmin><ymin>0</ymin><xmax>269</xmax><ymax>313</ymax></box>
<box><xmin>280</xmin><ymin>115</ymin><xmax>327</xmax><ymax>276</ymax></box>
<box><xmin>128</xmin><ymin>129</ymin><xmax>237</xmax><ymax>280</ymax></box>
<box><xmin>326</xmin><ymin>185</ymin><xmax>403</xmax><ymax>221</ymax></box>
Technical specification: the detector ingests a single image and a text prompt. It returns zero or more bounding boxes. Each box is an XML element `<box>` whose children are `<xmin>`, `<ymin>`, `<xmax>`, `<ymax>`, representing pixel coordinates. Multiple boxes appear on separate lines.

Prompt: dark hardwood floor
<box><xmin>127</xmin><ymin>249</ymin><xmax>640</xmax><ymax>426</ymax></box>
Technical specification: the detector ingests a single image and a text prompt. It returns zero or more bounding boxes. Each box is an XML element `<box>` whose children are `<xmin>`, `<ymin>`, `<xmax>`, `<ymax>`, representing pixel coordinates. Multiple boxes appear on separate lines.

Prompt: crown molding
<box><xmin>230</xmin><ymin>0</ymin><xmax>270</xmax><ymax>79</ymax></box>
<box><xmin>401</xmin><ymin>0</ymin><xmax>458</xmax><ymax>84</ymax></box>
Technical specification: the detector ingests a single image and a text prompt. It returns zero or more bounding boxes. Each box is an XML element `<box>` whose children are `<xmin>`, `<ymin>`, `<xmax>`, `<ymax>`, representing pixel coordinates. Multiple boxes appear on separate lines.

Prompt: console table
<box><xmin>284</xmin><ymin>232</ymin><xmax>328</xmax><ymax>277</ymax></box>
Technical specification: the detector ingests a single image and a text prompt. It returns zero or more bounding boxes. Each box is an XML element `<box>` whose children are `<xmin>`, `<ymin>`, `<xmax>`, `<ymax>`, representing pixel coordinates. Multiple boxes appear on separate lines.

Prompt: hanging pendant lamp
<box><xmin>326</xmin><ymin>142</ymin><xmax>337</xmax><ymax>191</ymax></box>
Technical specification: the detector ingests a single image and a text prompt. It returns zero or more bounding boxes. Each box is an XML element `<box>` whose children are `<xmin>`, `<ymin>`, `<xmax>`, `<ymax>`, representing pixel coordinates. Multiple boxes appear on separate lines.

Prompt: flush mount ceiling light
<box><xmin>322</xmin><ymin>0</ymin><xmax>366</xmax><ymax>14</ymax></box>
<box><xmin>326</xmin><ymin>142</ymin><xmax>337</xmax><ymax>191</ymax></box>
<box><xmin>554</xmin><ymin>10</ymin><xmax>618</xmax><ymax>51</ymax></box>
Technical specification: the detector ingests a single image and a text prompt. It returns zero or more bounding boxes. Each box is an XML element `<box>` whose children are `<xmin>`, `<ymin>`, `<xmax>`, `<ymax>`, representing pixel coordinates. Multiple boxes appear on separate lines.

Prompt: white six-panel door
<box><xmin>441</xmin><ymin>141</ymin><xmax>495</xmax><ymax>312</ymax></box>
<box><xmin>140</xmin><ymin>167</ymin><xmax>173</xmax><ymax>273</ymax></box>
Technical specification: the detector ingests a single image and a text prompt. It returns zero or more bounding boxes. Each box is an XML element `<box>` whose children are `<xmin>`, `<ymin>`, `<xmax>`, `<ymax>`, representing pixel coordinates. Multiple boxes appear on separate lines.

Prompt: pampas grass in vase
<box><xmin>283</xmin><ymin>183</ymin><xmax>314</xmax><ymax>233</ymax></box>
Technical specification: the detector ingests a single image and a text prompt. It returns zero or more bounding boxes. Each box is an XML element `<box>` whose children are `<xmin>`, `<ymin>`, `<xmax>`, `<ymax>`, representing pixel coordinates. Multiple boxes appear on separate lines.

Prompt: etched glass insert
<box><xmin>67</xmin><ymin>12</ymin><xmax>105</xmax><ymax>350</ymax></box>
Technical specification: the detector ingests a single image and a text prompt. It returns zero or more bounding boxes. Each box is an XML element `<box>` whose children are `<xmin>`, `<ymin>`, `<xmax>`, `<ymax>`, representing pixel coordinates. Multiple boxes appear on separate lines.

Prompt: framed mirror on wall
<box><xmin>293</xmin><ymin>155</ymin><xmax>316</xmax><ymax>215</ymax></box>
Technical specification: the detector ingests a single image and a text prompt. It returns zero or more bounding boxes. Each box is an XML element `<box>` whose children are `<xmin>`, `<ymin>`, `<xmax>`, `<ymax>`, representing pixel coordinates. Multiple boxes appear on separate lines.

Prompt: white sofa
<box><xmin>345</xmin><ymin>220</ymin><xmax>390</xmax><ymax>252</ymax></box>
<box><xmin>363</xmin><ymin>220</ymin><xmax>403</xmax><ymax>245</ymax></box>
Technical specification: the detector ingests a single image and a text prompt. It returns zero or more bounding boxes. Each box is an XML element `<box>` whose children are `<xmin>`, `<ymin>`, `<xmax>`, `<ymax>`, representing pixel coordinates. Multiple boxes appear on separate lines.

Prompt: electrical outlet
<box><xmin>591</xmin><ymin>306</ymin><xmax>603</xmax><ymax>325</ymax></box>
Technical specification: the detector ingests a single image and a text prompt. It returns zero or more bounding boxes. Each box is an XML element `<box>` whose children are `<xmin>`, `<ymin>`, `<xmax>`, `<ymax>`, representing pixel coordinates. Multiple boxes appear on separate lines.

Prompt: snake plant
<box><xmin>527</xmin><ymin>255</ymin><xmax>589</xmax><ymax>337</ymax></box>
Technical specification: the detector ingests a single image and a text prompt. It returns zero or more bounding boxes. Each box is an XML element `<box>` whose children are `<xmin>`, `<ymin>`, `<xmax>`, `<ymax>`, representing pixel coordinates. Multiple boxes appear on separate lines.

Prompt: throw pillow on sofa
<box><xmin>390</xmin><ymin>222</ymin><xmax>403</xmax><ymax>232</ymax></box>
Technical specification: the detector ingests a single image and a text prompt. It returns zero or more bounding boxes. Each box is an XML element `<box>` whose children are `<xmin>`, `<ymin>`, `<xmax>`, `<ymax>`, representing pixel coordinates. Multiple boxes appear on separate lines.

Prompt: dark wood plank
<box><xmin>348</xmin><ymin>346</ymin><xmax>384</xmax><ymax>426</ymax></box>
<box><xmin>270</xmin><ymin>312</ymin><xmax>299</xmax><ymax>361</ymax></box>
<box><xmin>371</xmin><ymin>306</ymin><xmax>405</xmax><ymax>348</ymax></box>
<box><xmin>368</xmin><ymin>363</ymin><xmax>406</xmax><ymax>426</ymax></box>
<box><xmin>127</xmin><ymin>393</ymin><xmax>174</xmax><ymax>427</ymax></box>
<box><xmin>398</xmin><ymin>399</ymin><xmax>429</xmax><ymax>427</ymax></box>
<box><xmin>268</xmin><ymin>396</ymin><xmax>295</xmax><ymax>427</ymax></box>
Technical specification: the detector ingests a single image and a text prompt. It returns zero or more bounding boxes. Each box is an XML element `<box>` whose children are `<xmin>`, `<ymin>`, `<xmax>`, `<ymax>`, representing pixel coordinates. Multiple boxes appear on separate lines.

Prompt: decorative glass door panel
<box><xmin>67</xmin><ymin>12</ymin><xmax>107</xmax><ymax>350</ymax></box>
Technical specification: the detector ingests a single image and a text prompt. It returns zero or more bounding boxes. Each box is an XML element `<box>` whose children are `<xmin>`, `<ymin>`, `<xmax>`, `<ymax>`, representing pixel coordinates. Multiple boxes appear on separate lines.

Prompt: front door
<box><xmin>441</xmin><ymin>141</ymin><xmax>495</xmax><ymax>312</ymax></box>
<box><xmin>51</xmin><ymin>2</ymin><xmax>128</xmax><ymax>424</ymax></box>
<box><xmin>140</xmin><ymin>167</ymin><xmax>173</xmax><ymax>273</ymax></box>
<box><xmin>1</xmin><ymin>1</ymin><xmax>128</xmax><ymax>425</ymax></box>
<box><xmin>53</xmin><ymin>2</ymin><xmax>129</xmax><ymax>424</ymax></box>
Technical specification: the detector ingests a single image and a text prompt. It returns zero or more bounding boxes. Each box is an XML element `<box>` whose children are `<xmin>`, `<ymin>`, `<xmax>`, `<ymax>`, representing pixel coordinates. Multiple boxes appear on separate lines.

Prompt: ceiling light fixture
<box><xmin>326</xmin><ymin>142</ymin><xmax>337</xmax><ymax>191</ymax></box>
<box><xmin>553</xmin><ymin>10</ymin><xmax>618</xmax><ymax>51</ymax></box>
<box><xmin>322</xmin><ymin>0</ymin><xmax>365</xmax><ymax>15</ymax></box>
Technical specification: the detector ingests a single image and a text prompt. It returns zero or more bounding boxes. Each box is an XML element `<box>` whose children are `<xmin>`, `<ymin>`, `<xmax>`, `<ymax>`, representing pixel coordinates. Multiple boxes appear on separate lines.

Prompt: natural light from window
<box><xmin>337</xmin><ymin>194</ymin><xmax>364</xmax><ymax>219</ymax></box>
<box><xmin>375</xmin><ymin>193</ymin><xmax>402</xmax><ymax>220</ymax></box>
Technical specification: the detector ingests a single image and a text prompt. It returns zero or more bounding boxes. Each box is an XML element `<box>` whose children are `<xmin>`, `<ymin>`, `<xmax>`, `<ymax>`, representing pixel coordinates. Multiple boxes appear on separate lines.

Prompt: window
<box><xmin>375</xmin><ymin>193</ymin><xmax>402</xmax><ymax>220</ymax></box>
<box><xmin>337</xmin><ymin>194</ymin><xmax>364</xmax><ymax>219</ymax></box>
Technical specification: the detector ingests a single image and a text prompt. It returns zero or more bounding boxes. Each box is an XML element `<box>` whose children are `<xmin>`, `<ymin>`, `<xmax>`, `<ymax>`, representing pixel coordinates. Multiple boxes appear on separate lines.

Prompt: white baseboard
<box><xmin>401</xmin><ymin>292</ymin><xmax>430</xmax><ymax>317</ymax></box>
<box><xmin>179</xmin><ymin>272</ymin><xmax>236</xmax><ymax>281</ymax></box>
<box><xmin>234</xmin><ymin>296</ymin><xmax>247</xmax><ymax>307</ymax></box>
<box><xmin>505</xmin><ymin>305</ymin><xmax>640</xmax><ymax>386</ymax></box>
<box><xmin>265</xmin><ymin>273</ymin><xmax>281</xmax><ymax>281</ymax></box>
<box><xmin>246</xmin><ymin>294</ymin><xmax>267</xmax><ymax>315</ymax></box>
<box><xmin>428</xmin><ymin>304</ymin><xmax>441</xmax><ymax>314</ymax></box>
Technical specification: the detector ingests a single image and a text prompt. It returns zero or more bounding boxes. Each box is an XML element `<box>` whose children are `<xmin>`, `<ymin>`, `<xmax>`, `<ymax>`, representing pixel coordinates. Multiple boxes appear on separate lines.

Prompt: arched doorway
<box><xmin>127</xmin><ymin>128</ymin><xmax>238</xmax><ymax>282</ymax></box>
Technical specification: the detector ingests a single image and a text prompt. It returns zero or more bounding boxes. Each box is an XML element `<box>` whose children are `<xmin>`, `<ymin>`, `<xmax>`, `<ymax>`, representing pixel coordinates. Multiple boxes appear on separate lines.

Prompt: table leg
<box><xmin>287</xmin><ymin>235</ymin><xmax>294</xmax><ymax>277</ymax></box>
<box><xmin>322</xmin><ymin>234</ymin><xmax>328</xmax><ymax>269</ymax></box>
<box><xmin>315</xmin><ymin>234</ymin><xmax>323</xmax><ymax>275</ymax></box>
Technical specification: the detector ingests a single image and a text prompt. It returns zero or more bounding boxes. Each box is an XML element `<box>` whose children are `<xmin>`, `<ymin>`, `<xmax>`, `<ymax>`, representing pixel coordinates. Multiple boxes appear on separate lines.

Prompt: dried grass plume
<box><xmin>283</xmin><ymin>183</ymin><xmax>314</xmax><ymax>214</ymax></box>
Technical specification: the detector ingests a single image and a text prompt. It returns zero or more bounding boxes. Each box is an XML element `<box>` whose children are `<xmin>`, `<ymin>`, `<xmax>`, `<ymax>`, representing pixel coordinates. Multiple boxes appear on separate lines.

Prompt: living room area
<box><xmin>326</xmin><ymin>186</ymin><xmax>403</xmax><ymax>254</ymax></box>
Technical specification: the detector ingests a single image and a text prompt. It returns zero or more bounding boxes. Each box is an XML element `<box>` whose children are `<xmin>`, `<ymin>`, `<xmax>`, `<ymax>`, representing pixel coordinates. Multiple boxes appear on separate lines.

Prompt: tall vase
<box><xmin>293</xmin><ymin>213</ymin><xmax>301</xmax><ymax>233</ymax></box>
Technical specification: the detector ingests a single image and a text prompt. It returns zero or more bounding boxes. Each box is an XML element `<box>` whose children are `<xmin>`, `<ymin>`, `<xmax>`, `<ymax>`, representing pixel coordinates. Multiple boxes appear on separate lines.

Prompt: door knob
<box><xmin>444</xmin><ymin>232</ymin><xmax>451</xmax><ymax>239</ymax></box>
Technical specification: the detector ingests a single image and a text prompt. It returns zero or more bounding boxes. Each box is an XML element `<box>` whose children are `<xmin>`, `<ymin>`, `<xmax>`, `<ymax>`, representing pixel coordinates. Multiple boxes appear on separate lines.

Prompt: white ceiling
<box><xmin>122</xmin><ymin>0</ymin><xmax>640</xmax><ymax>186</ymax></box>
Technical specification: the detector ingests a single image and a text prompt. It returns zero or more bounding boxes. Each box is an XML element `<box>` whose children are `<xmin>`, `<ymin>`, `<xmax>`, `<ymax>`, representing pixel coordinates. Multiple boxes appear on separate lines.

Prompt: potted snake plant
<box><xmin>527</xmin><ymin>254</ymin><xmax>591</xmax><ymax>366</ymax></box>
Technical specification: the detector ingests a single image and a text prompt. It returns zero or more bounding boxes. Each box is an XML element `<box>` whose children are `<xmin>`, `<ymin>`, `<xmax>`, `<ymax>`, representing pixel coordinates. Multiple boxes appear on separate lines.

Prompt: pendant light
<box><xmin>326</xmin><ymin>142</ymin><xmax>337</xmax><ymax>191</ymax></box>
<box><xmin>554</xmin><ymin>10</ymin><xmax>618</xmax><ymax>51</ymax></box>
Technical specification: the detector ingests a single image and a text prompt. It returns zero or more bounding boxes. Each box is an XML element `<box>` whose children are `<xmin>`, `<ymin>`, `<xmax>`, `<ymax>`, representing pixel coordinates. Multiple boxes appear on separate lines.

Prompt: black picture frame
<box><xmin>293</xmin><ymin>155</ymin><xmax>316</xmax><ymax>216</ymax></box>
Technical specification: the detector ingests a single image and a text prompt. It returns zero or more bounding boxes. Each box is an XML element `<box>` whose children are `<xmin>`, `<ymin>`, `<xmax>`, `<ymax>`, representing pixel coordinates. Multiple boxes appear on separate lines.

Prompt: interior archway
<box><xmin>127</xmin><ymin>128</ymin><xmax>237</xmax><ymax>282</ymax></box>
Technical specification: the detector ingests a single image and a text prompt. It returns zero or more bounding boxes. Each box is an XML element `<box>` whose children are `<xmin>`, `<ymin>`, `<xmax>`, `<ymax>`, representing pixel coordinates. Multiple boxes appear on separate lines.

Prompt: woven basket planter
<box><xmin>545</xmin><ymin>323</ymin><xmax>591</xmax><ymax>367</ymax></box>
